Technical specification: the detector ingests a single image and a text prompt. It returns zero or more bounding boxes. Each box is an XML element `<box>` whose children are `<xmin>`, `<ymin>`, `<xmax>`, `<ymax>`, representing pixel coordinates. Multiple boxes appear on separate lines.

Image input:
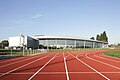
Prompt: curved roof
<box><xmin>34</xmin><ymin>35</ymin><xmax>108</xmax><ymax>43</ymax></box>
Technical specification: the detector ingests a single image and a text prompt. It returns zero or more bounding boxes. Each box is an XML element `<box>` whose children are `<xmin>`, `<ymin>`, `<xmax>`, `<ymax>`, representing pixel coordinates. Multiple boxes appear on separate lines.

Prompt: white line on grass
<box><xmin>68</xmin><ymin>52</ymin><xmax>110</xmax><ymax>80</ymax></box>
<box><xmin>28</xmin><ymin>53</ymin><xmax>59</xmax><ymax>80</ymax></box>
<box><xmin>63</xmin><ymin>52</ymin><xmax>70</xmax><ymax>80</ymax></box>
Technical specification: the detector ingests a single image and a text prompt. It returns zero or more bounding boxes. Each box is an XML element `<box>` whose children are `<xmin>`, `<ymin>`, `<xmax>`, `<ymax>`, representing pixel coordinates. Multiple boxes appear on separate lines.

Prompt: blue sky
<box><xmin>0</xmin><ymin>0</ymin><xmax>120</xmax><ymax>44</ymax></box>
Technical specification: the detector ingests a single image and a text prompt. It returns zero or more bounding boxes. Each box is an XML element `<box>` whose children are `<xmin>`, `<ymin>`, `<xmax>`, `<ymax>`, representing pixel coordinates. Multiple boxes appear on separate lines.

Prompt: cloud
<box><xmin>8</xmin><ymin>14</ymin><xmax>43</xmax><ymax>27</ymax></box>
<box><xmin>31</xmin><ymin>14</ymin><xmax>43</xmax><ymax>19</ymax></box>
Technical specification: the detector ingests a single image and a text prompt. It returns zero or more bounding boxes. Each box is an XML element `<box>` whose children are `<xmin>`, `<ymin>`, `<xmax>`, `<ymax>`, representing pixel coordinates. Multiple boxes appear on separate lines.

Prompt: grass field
<box><xmin>103</xmin><ymin>50</ymin><xmax>120</xmax><ymax>58</ymax></box>
<box><xmin>48</xmin><ymin>48</ymin><xmax>120</xmax><ymax>58</ymax></box>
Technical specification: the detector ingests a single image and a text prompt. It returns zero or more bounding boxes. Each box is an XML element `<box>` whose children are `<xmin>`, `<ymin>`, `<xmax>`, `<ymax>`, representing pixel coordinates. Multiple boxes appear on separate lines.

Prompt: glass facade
<box><xmin>38</xmin><ymin>38</ymin><xmax>107</xmax><ymax>49</ymax></box>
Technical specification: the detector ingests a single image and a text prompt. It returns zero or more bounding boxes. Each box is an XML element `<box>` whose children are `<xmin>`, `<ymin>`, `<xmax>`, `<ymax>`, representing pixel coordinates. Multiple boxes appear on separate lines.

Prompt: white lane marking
<box><xmin>1</xmin><ymin>72</ymin><xmax>120</xmax><ymax>74</ymax></box>
<box><xmin>68</xmin><ymin>53</ymin><xmax>110</xmax><ymax>80</ymax></box>
<box><xmin>27</xmin><ymin>52</ymin><xmax>47</xmax><ymax>56</ymax></box>
<box><xmin>76</xmin><ymin>54</ymin><xmax>85</xmax><ymax>58</ymax></box>
<box><xmin>0</xmin><ymin>52</ymin><xmax>53</xmax><ymax>68</ymax></box>
<box><xmin>0</xmin><ymin>56</ymin><xmax>42</xmax><ymax>68</ymax></box>
<box><xmin>66</xmin><ymin>55</ymin><xmax>70</xmax><ymax>58</ymax></box>
<box><xmin>86</xmin><ymin>54</ymin><xmax>120</xmax><ymax>70</ymax></box>
<box><xmin>76</xmin><ymin>54</ymin><xmax>79</xmax><ymax>58</ymax></box>
<box><xmin>0</xmin><ymin>54</ymin><xmax>50</xmax><ymax>77</ymax></box>
<box><xmin>63</xmin><ymin>52</ymin><xmax>70</xmax><ymax>80</ymax></box>
<box><xmin>0</xmin><ymin>56</ymin><xmax>27</xmax><ymax>64</ymax></box>
<box><xmin>28</xmin><ymin>53</ymin><xmax>59</xmax><ymax>80</ymax></box>
<box><xmin>0</xmin><ymin>53</ymin><xmax>48</xmax><ymax>64</ymax></box>
<box><xmin>94</xmin><ymin>53</ymin><xmax>120</xmax><ymax>63</ymax></box>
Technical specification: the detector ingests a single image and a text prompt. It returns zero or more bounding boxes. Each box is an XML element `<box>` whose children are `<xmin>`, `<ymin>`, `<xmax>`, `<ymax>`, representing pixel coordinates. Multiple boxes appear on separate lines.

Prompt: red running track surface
<box><xmin>0</xmin><ymin>50</ymin><xmax>120</xmax><ymax>80</ymax></box>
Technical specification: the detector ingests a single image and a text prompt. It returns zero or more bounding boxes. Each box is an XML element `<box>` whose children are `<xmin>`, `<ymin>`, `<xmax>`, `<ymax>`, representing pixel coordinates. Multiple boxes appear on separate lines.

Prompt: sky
<box><xmin>0</xmin><ymin>0</ymin><xmax>120</xmax><ymax>44</ymax></box>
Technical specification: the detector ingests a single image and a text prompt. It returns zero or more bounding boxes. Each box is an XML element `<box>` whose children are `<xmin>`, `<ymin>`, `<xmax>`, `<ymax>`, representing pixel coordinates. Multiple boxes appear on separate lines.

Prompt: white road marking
<box><xmin>63</xmin><ymin>52</ymin><xmax>70</xmax><ymax>80</ymax></box>
<box><xmin>0</xmin><ymin>54</ymin><xmax>50</xmax><ymax>77</ymax></box>
<box><xmin>28</xmin><ymin>53</ymin><xmax>59</xmax><ymax>80</ymax></box>
<box><xmin>68</xmin><ymin>52</ymin><xmax>110</xmax><ymax>80</ymax></box>
<box><xmin>86</xmin><ymin>54</ymin><xmax>120</xmax><ymax>70</ymax></box>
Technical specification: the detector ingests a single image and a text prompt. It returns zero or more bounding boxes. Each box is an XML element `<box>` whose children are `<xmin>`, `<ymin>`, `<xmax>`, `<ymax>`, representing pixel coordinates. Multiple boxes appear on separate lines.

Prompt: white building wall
<box><xmin>9</xmin><ymin>35</ymin><xmax>39</xmax><ymax>49</ymax></box>
<box><xmin>9</xmin><ymin>36</ymin><xmax>23</xmax><ymax>47</ymax></box>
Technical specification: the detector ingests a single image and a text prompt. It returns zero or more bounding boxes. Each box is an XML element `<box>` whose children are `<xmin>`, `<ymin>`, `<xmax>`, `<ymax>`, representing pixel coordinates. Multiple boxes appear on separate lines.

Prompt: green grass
<box><xmin>103</xmin><ymin>50</ymin><xmax>120</xmax><ymax>58</ymax></box>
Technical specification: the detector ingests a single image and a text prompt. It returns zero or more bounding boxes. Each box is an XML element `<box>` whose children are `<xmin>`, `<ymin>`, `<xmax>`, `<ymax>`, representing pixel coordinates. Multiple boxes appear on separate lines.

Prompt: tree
<box><xmin>0</xmin><ymin>40</ymin><xmax>9</xmax><ymax>49</ymax></box>
<box><xmin>0</xmin><ymin>43</ymin><xmax>2</xmax><ymax>48</ymax></box>
<box><xmin>96</xmin><ymin>34</ymin><xmax>100</xmax><ymax>41</ymax></box>
<box><xmin>100</xmin><ymin>33</ymin><xmax>103</xmax><ymax>41</ymax></box>
<box><xmin>96</xmin><ymin>31</ymin><xmax>108</xmax><ymax>42</ymax></box>
<box><xmin>102</xmin><ymin>31</ymin><xmax>108</xmax><ymax>42</ymax></box>
<box><xmin>90</xmin><ymin>37</ymin><xmax>95</xmax><ymax>40</ymax></box>
<box><xmin>117</xmin><ymin>43</ymin><xmax>120</xmax><ymax>47</ymax></box>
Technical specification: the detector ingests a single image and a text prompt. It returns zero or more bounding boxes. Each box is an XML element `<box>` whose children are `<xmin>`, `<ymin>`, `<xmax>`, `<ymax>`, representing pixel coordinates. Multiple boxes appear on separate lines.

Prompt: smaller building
<box><xmin>9</xmin><ymin>35</ymin><xmax>39</xmax><ymax>50</ymax></box>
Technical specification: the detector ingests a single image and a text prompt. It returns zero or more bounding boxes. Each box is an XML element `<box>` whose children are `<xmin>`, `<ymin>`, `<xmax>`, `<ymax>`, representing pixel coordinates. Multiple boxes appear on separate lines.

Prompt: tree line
<box><xmin>90</xmin><ymin>31</ymin><xmax>108</xmax><ymax>42</ymax></box>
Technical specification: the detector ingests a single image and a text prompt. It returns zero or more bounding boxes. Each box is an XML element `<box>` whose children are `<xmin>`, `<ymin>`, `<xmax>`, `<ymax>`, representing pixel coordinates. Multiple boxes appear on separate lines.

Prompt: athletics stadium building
<box><xmin>9</xmin><ymin>35</ymin><xmax>108</xmax><ymax>49</ymax></box>
<box><xmin>34</xmin><ymin>35</ymin><xmax>108</xmax><ymax>49</ymax></box>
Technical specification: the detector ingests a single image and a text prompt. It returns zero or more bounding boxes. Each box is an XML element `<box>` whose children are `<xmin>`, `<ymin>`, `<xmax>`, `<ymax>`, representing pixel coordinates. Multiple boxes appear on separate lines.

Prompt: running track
<box><xmin>0</xmin><ymin>50</ymin><xmax>120</xmax><ymax>80</ymax></box>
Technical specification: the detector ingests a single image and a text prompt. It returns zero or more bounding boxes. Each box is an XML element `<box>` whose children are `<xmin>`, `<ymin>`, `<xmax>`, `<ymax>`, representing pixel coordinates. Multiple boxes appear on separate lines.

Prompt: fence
<box><xmin>0</xmin><ymin>49</ymin><xmax>42</xmax><ymax>57</ymax></box>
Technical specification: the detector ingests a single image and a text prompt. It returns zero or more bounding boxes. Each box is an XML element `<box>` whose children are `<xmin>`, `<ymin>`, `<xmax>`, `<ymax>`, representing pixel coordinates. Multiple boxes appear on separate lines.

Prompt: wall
<box><xmin>9</xmin><ymin>36</ymin><xmax>23</xmax><ymax>47</ymax></box>
<box><xmin>26</xmin><ymin>36</ymin><xmax>39</xmax><ymax>49</ymax></box>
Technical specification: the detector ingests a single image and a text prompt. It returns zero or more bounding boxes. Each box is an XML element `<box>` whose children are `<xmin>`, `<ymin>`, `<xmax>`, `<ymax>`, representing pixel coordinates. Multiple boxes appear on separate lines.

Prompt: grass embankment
<box><xmin>104</xmin><ymin>50</ymin><xmax>120</xmax><ymax>58</ymax></box>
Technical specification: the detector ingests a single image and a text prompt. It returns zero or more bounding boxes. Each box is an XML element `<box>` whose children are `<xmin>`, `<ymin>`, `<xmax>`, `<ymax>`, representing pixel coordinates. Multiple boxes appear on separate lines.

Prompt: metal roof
<box><xmin>34</xmin><ymin>35</ymin><xmax>108</xmax><ymax>44</ymax></box>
